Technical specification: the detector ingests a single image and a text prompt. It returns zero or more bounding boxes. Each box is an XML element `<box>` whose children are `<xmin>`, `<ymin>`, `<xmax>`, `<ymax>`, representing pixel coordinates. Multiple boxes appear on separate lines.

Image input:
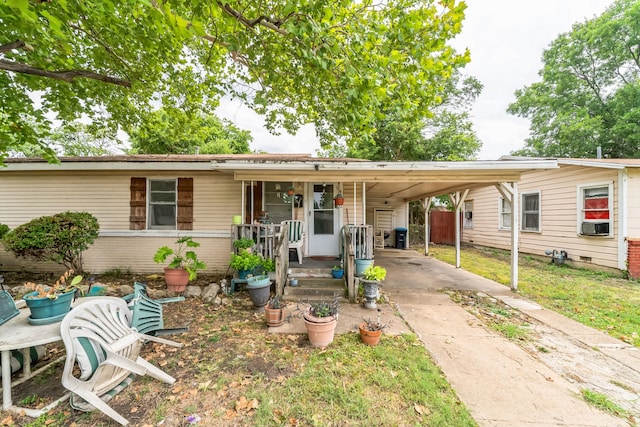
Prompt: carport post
<box><xmin>449</xmin><ymin>190</ymin><xmax>469</xmax><ymax>269</ymax></box>
<box><xmin>422</xmin><ymin>197</ymin><xmax>432</xmax><ymax>255</ymax></box>
<box><xmin>496</xmin><ymin>182</ymin><xmax>519</xmax><ymax>291</ymax></box>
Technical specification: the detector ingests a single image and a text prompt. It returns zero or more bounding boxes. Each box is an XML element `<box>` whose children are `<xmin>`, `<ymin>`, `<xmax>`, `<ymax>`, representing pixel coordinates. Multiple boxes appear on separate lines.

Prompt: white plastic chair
<box><xmin>281</xmin><ymin>220</ymin><xmax>305</xmax><ymax>264</ymax></box>
<box><xmin>60</xmin><ymin>297</ymin><xmax>182</xmax><ymax>426</ymax></box>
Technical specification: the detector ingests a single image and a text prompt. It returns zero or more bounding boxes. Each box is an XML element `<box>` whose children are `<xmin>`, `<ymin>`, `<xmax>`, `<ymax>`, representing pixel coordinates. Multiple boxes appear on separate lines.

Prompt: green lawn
<box><xmin>427</xmin><ymin>245</ymin><xmax>640</xmax><ymax>347</ymax></box>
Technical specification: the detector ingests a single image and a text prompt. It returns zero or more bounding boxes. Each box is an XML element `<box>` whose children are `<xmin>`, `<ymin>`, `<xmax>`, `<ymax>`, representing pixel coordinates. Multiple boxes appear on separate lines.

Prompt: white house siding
<box><xmin>341</xmin><ymin>182</ymin><xmax>365</xmax><ymax>225</ymax></box>
<box><xmin>0</xmin><ymin>170</ymin><xmax>241</xmax><ymax>274</ymax></box>
<box><xmin>464</xmin><ymin>165</ymin><xmax>621</xmax><ymax>270</ymax></box>
<box><xmin>626</xmin><ymin>169</ymin><xmax>640</xmax><ymax>237</ymax></box>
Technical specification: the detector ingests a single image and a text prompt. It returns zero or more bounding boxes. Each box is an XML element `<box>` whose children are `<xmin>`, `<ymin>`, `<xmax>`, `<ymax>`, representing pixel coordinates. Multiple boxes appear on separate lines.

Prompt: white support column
<box><xmin>362</xmin><ymin>182</ymin><xmax>366</xmax><ymax>225</ymax></box>
<box><xmin>241</xmin><ymin>180</ymin><xmax>246</xmax><ymax>223</ymax></box>
<box><xmin>449</xmin><ymin>189</ymin><xmax>469</xmax><ymax>269</ymax></box>
<box><xmin>353</xmin><ymin>181</ymin><xmax>357</xmax><ymax>225</ymax></box>
<box><xmin>422</xmin><ymin>197</ymin><xmax>432</xmax><ymax>255</ymax></box>
<box><xmin>509</xmin><ymin>182</ymin><xmax>519</xmax><ymax>291</ymax></box>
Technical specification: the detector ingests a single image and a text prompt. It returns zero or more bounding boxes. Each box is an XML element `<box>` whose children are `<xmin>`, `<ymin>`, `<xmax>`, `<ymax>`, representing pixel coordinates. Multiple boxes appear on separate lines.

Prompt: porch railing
<box><xmin>231</xmin><ymin>224</ymin><xmax>281</xmax><ymax>260</ymax></box>
<box><xmin>347</xmin><ymin>225</ymin><xmax>373</xmax><ymax>260</ymax></box>
<box><xmin>275</xmin><ymin>226</ymin><xmax>289</xmax><ymax>297</ymax></box>
<box><xmin>341</xmin><ymin>226</ymin><xmax>357</xmax><ymax>303</ymax></box>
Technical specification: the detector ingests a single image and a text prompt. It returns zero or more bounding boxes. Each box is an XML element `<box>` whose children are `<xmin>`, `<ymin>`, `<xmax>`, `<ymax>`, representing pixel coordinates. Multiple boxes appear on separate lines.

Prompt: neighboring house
<box><xmin>0</xmin><ymin>155</ymin><xmax>557</xmax><ymax>289</ymax></box>
<box><xmin>462</xmin><ymin>158</ymin><xmax>640</xmax><ymax>278</ymax></box>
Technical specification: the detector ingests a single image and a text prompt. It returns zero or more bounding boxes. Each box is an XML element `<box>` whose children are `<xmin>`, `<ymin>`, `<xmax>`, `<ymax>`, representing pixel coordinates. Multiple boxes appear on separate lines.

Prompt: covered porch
<box><xmin>213</xmin><ymin>158</ymin><xmax>559</xmax><ymax>299</ymax></box>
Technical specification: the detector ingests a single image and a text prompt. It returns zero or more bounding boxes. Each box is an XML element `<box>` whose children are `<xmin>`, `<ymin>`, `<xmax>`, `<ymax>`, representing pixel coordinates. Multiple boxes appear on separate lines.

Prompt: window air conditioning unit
<box><xmin>581</xmin><ymin>222</ymin><xmax>609</xmax><ymax>236</ymax></box>
<box><xmin>464</xmin><ymin>211</ymin><xmax>473</xmax><ymax>220</ymax></box>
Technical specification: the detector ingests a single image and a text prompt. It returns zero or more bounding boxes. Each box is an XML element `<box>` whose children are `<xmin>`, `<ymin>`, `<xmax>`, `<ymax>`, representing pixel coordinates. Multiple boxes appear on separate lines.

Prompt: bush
<box><xmin>0</xmin><ymin>223</ymin><xmax>9</xmax><ymax>239</ymax></box>
<box><xmin>2</xmin><ymin>211</ymin><xmax>99</xmax><ymax>272</ymax></box>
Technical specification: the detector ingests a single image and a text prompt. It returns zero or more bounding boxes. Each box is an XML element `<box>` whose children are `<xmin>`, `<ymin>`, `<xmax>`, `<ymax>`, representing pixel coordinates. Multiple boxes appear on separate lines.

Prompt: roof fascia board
<box><xmin>558</xmin><ymin>159</ymin><xmax>628</xmax><ymax>169</ymax></box>
<box><xmin>0</xmin><ymin>162</ymin><xmax>214</xmax><ymax>172</ymax></box>
<box><xmin>212</xmin><ymin>159</ymin><xmax>558</xmax><ymax>172</ymax></box>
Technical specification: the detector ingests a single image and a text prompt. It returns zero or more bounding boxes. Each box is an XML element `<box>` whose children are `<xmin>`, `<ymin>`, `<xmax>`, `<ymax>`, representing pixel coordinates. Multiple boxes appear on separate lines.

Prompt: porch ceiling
<box><xmin>211</xmin><ymin>159</ymin><xmax>559</xmax><ymax>201</ymax></box>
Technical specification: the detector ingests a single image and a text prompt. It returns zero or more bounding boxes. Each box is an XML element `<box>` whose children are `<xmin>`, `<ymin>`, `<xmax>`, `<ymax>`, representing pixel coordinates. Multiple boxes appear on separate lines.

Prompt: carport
<box><xmin>211</xmin><ymin>157</ymin><xmax>558</xmax><ymax>291</ymax></box>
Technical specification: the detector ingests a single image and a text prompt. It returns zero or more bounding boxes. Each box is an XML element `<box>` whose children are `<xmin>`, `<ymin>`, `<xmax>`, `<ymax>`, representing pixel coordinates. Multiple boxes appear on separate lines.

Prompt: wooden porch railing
<box><xmin>341</xmin><ymin>226</ymin><xmax>357</xmax><ymax>303</ymax></box>
<box><xmin>231</xmin><ymin>224</ymin><xmax>281</xmax><ymax>260</ymax></box>
<box><xmin>347</xmin><ymin>225</ymin><xmax>373</xmax><ymax>260</ymax></box>
<box><xmin>275</xmin><ymin>226</ymin><xmax>289</xmax><ymax>297</ymax></box>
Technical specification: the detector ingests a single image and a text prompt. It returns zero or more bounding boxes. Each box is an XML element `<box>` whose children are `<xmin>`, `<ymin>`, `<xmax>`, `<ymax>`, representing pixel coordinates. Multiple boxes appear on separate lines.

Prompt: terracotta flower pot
<box><xmin>265</xmin><ymin>306</ymin><xmax>284</xmax><ymax>327</ymax></box>
<box><xmin>304</xmin><ymin>314</ymin><xmax>337</xmax><ymax>348</ymax></box>
<box><xmin>359</xmin><ymin>323</ymin><xmax>382</xmax><ymax>346</ymax></box>
<box><xmin>164</xmin><ymin>267</ymin><xmax>189</xmax><ymax>292</ymax></box>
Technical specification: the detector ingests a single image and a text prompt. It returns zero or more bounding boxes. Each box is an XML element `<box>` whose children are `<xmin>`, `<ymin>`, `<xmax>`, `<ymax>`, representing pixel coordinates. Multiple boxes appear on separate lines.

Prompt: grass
<box><xmin>581</xmin><ymin>389</ymin><xmax>629</xmax><ymax>418</ymax></box>
<box><xmin>428</xmin><ymin>245</ymin><xmax>640</xmax><ymax>347</ymax></box>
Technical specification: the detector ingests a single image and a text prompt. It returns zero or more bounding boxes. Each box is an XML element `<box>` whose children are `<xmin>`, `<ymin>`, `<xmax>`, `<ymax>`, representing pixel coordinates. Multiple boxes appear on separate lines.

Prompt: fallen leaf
<box><xmin>223</xmin><ymin>409</ymin><xmax>237</xmax><ymax>419</ymax></box>
<box><xmin>1</xmin><ymin>416</ymin><xmax>13</xmax><ymax>425</ymax></box>
<box><xmin>130</xmin><ymin>407</ymin><xmax>138</xmax><ymax>413</ymax></box>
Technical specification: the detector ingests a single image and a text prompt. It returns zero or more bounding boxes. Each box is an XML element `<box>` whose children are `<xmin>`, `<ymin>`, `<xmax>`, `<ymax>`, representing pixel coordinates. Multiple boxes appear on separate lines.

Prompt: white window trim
<box><xmin>463</xmin><ymin>200</ymin><xmax>473</xmax><ymax>229</ymax></box>
<box><xmin>498</xmin><ymin>196</ymin><xmax>511</xmax><ymax>230</ymax></box>
<box><xmin>576</xmin><ymin>181</ymin><xmax>613</xmax><ymax>237</ymax></box>
<box><xmin>148</xmin><ymin>178</ymin><xmax>178</xmax><ymax>230</ymax></box>
<box><xmin>521</xmin><ymin>191</ymin><xmax>541</xmax><ymax>233</ymax></box>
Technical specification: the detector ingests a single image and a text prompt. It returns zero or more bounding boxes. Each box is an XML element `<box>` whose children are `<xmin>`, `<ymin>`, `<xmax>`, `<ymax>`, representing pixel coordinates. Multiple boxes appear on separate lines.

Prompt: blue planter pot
<box><xmin>24</xmin><ymin>289</ymin><xmax>76</xmax><ymax>320</ymax></box>
<box><xmin>245</xmin><ymin>276</ymin><xmax>271</xmax><ymax>310</ymax></box>
<box><xmin>332</xmin><ymin>269</ymin><xmax>344</xmax><ymax>279</ymax></box>
<box><xmin>247</xmin><ymin>275</ymin><xmax>271</xmax><ymax>288</ymax></box>
<box><xmin>238</xmin><ymin>269</ymin><xmax>252</xmax><ymax>279</ymax></box>
<box><xmin>355</xmin><ymin>259</ymin><xmax>374</xmax><ymax>276</ymax></box>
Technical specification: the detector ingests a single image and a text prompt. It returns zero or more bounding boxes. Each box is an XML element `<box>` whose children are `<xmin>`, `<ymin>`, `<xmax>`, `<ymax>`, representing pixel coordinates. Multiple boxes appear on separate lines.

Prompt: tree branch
<box><xmin>216</xmin><ymin>1</ymin><xmax>289</xmax><ymax>36</ymax></box>
<box><xmin>0</xmin><ymin>59</ymin><xmax>131</xmax><ymax>87</ymax></box>
<box><xmin>0</xmin><ymin>40</ymin><xmax>33</xmax><ymax>54</ymax></box>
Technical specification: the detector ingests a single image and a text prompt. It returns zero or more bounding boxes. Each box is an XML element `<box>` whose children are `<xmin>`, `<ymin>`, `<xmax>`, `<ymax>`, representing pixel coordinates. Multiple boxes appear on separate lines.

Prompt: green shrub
<box><xmin>2</xmin><ymin>211</ymin><xmax>99</xmax><ymax>272</ymax></box>
<box><xmin>0</xmin><ymin>223</ymin><xmax>9</xmax><ymax>239</ymax></box>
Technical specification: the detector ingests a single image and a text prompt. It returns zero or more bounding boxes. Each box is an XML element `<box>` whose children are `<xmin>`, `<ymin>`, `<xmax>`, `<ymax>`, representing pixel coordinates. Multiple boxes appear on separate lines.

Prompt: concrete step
<box><xmin>283</xmin><ymin>277</ymin><xmax>346</xmax><ymax>302</ymax></box>
<box><xmin>288</xmin><ymin>268</ymin><xmax>333</xmax><ymax>278</ymax></box>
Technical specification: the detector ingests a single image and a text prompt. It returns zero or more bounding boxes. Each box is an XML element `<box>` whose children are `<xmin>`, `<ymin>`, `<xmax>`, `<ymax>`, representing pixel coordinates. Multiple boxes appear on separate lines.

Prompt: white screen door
<box><xmin>308</xmin><ymin>183</ymin><xmax>340</xmax><ymax>256</ymax></box>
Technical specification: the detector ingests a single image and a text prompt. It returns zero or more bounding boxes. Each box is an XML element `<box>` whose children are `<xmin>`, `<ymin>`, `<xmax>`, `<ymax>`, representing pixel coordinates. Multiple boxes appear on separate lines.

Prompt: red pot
<box><xmin>164</xmin><ymin>267</ymin><xmax>189</xmax><ymax>292</ymax></box>
<box><xmin>359</xmin><ymin>323</ymin><xmax>382</xmax><ymax>346</ymax></box>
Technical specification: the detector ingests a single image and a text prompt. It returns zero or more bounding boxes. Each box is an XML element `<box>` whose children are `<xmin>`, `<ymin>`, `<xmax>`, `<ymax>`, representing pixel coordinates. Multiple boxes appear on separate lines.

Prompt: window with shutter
<box><xmin>129</xmin><ymin>177</ymin><xmax>194</xmax><ymax>231</ymax></box>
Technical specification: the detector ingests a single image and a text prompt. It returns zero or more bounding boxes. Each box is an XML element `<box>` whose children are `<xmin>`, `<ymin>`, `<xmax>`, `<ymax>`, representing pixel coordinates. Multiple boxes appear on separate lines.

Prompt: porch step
<box><xmin>288</xmin><ymin>268</ymin><xmax>333</xmax><ymax>278</ymax></box>
<box><xmin>283</xmin><ymin>277</ymin><xmax>346</xmax><ymax>302</ymax></box>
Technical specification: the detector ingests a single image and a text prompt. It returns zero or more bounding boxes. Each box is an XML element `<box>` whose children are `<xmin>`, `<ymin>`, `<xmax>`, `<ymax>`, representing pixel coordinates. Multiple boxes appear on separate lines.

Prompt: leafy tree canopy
<box><xmin>508</xmin><ymin>0</ymin><xmax>640</xmax><ymax>158</ymax></box>
<box><xmin>320</xmin><ymin>75</ymin><xmax>482</xmax><ymax>161</ymax></box>
<box><xmin>0</xmin><ymin>0</ymin><xmax>470</xmax><ymax>166</ymax></box>
<box><xmin>128</xmin><ymin>108</ymin><xmax>252</xmax><ymax>154</ymax></box>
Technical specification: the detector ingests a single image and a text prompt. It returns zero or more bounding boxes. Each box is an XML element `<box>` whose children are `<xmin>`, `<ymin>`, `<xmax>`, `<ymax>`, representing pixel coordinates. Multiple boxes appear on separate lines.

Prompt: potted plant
<box><xmin>361</xmin><ymin>265</ymin><xmax>386</xmax><ymax>309</ymax></box>
<box><xmin>332</xmin><ymin>264</ymin><xmax>344</xmax><ymax>279</ymax></box>
<box><xmin>265</xmin><ymin>295</ymin><xmax>284</xmax><ymax>327</ymax></box>
<box><xmin>23</xmin><ymin>270</ymin><xmax>83</xmax><ymax>324</ymax></box>
<box><xmin>246</xmin><ymin>273</ymin><xmax>271</xmax><ymax>311</ymax></box>
<box><xmin>334</xmin><ymin>193</ymin><xmax>344</xmax><ymax>207</ymax></box>
<box><xmin>230</xmin><ymin>251</ymin><xmax>263</xmax><ymax>279</ymax></box>
<box><xmin>359</xmin><ymin>313</ymin><xmax>387</xmax><ymax>346</ymax></box>
<box><xmin>233</xmin><ymin>238</ymin><xmax>255</xmax><ymax>252</ymax></box>
<box><xmin>261</xmin><ymin>257</ymin><xmax>276</xmax><ymax>281</ymax></box>
<box><xmin>153</xmin><ymin>236</ymin><xmax>206</xmax><ymax>292</ymax></box>
<box><xmin>301</xmin><ymin>296</ymin><xmax>339</xmax><ymax>348</ymax></box>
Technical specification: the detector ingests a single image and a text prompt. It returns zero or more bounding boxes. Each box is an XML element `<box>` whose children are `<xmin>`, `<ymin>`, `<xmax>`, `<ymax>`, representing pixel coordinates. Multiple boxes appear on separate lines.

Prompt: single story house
<box><xmin>0</xmin><ymin>154</ymin><xmax>558</xmax><ymax>295</ymax></box>
<box><xmin>462</xmin><ymin>158</ymin><xmax>640</xmax><ymax>278</ymax></box>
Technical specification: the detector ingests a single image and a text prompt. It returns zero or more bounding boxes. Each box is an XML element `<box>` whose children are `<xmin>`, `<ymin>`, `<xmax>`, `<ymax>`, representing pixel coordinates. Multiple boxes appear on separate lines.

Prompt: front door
<box><xmin>308</xmin><ymin>183</ymin><xmax>340</xmax><ymax>256</ymax></box>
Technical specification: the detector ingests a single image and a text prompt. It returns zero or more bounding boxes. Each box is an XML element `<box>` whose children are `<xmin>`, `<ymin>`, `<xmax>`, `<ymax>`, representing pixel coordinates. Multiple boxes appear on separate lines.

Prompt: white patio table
<box><xmin>0</xmin><ymin>305</ymin><xmax>70</xmax><ymax>417</ymax></box>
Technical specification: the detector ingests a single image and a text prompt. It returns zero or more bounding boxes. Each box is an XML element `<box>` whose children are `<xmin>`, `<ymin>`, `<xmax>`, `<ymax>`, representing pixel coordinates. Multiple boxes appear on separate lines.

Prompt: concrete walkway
<box><xmin>376</xmin><ymin>249</ymin><xmax>636</xmax><ymax>427</ymax></box>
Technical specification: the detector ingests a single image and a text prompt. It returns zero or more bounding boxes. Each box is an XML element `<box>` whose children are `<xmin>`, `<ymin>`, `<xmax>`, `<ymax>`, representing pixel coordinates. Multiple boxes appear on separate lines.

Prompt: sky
<box><xmin>216</xmin><ymin>0</ymin><xmax>615</xmax><ymax>160</ymax></box>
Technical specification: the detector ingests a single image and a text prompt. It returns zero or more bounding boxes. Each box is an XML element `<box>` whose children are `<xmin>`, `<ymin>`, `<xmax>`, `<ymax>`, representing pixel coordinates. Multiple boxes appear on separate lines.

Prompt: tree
<box><xmin>128</xmin><ymin>108</ymin><xmax>252</xmax><ymax>154</ymax></box>
<box><xmin>508</xmin><ymin>0</ymin><xmax>640</xmax><ymax>158</ymax></box>
<box><xmin>320</xmin><ymin>75</ymin><xmax>482</xmax><ymax>161</ymax></box>
<box><xmin>0</xmin><ymin>0</ymin><xmax>469</xmax><ymax>166</ymax></box>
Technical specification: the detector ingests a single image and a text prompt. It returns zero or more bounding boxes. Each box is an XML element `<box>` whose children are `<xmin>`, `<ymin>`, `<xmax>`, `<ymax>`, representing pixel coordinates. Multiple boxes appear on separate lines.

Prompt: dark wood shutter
<box><xmin>130</xmin><ymin>177</ymin><xmax>147</xmax><ymax>230</ymax></box>
<box><xmin>177</xmin><ymin>177</ymin><xmax>193</xmax><ymax>230</ymax></box>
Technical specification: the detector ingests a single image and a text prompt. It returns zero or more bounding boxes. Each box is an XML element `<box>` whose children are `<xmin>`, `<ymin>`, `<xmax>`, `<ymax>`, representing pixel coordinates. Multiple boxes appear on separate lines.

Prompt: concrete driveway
<box><xmin>375</xmin><ymin>248</ymin><xmax>635</xmax><ymax>427</ymax></box>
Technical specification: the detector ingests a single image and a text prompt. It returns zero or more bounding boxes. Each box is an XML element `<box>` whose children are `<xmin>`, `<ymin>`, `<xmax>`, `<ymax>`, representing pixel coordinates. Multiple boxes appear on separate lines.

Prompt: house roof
<box><xmin>2</xmin><ymin>154</ymin><xmax>558</xmax><ymax>201</ymax></box>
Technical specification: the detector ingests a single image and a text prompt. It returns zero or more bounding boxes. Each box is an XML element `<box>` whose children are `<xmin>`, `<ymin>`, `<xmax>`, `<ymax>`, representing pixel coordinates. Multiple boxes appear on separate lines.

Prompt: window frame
<box><xmin>577</xmin><ymin>182</ymin><xmax>613</xmax><ymax>237</ymax></box>
<box><xmin>463</xmin><ymin>200</ymin><xmax>473</xmax><ymax>229</ymax></box>
<box><xmin>521</xmin><ymin>191</ymin><xmax>541</xmax><ymax>233</ymax></box>
<box><xmin>148</xmin><ymin>178</ymin><xmax>178</xmax><ymax>230</ymax></box>
<box><xmin>498</xmin><ymin>196</ymin><xmax>511</xmax><ymax>230</ymax></box>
